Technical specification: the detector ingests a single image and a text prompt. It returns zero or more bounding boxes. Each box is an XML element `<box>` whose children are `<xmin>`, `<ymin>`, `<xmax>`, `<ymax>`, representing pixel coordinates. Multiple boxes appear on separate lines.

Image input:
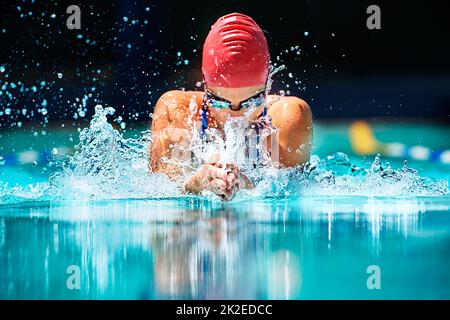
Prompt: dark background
<box><xmin>1</xmin><ymin>0</ymin><xmax>449</xmax><ymax>130</ymax></box>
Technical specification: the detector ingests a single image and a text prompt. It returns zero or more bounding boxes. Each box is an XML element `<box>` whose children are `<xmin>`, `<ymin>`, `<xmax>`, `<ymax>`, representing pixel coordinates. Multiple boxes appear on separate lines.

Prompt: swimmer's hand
<box><xmin>182</xmin><ymin>163</ymin><xmax>253</xmax><ymax>201</ymax></box>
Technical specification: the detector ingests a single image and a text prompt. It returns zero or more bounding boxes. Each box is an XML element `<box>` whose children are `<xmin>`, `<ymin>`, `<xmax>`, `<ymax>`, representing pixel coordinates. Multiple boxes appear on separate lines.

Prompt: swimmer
<box><xmin>150</xmin><ymin>13</ymin><xmax>313</xmax><ymax>200</ymax></box>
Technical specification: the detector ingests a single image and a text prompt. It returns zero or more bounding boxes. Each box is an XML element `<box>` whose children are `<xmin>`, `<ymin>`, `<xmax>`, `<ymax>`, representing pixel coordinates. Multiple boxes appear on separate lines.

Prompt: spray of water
<box><xmin>0</xmin><ymin>103</ymin><xmax>447</xmax><ymax>205</ymax></box>
<box><xmin>47</xmin><ymin>105</ymin><xmax>181</xmax><ymax>200</ymax></box>
<box><xmin>186</xmin><ymin>64</ymin><xmax>284</xmax><ymax>172</ymax></box>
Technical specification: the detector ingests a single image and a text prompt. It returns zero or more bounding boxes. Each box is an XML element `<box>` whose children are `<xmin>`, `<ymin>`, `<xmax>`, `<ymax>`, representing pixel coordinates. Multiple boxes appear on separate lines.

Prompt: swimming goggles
<box><xmin>204</xmin><ymin>89</ymin><xmax>266</xmax><ymax>110</ymax></box>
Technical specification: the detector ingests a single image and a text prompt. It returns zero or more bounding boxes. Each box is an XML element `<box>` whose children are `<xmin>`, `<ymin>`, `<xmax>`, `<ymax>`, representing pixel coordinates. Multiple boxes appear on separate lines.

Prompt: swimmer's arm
<box><xmin>270</xmin><ymin>97</ymin><xmax>313</xmax><ymax>167</ymax></box>
<box><xmin>150</xmin><ymin>129</ymin><xmax>185</xmax><ymax>181</ymax></box>
<box><xmin>149</xmin><ymin>92</ymin><xmax>186</xmax><ymax>181</ymax></box>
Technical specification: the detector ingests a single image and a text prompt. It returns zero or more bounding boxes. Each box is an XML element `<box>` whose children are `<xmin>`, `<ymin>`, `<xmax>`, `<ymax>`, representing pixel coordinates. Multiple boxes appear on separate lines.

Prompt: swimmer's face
<box><xmin>206</xmin><ymin>85</ymin><xmax>266</xmax><ymax>122</ymax></box>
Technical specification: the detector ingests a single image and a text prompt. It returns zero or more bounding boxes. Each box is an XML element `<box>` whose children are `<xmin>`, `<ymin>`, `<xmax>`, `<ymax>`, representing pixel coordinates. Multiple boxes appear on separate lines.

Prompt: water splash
<box><xmin>188</xmin><ymin>114</ymin><xmax>276</xmax><ymax>172</ymax></box>
<box><xmin>0</xmin><ymin>106</ymin><xmax>448</xmax><ymax>204</ymax></box>
<box><xmin>250</xmin><ymin>153</ymin><xmax>448</xmax><ymax>198</ymax></box>
<box><xmin>266</xmin><ymin>64</ymin><xmax>286</xmax><ymax>96</ymax></box>
<box><xmin>186</xmin><ymin>64</ymin><xmax>284</xmax><ymax>172</ymax></box>
<box><xmin>48</xmin><ymin>105</ymin><xmax>181</xmax><ymax>200</ymax></box>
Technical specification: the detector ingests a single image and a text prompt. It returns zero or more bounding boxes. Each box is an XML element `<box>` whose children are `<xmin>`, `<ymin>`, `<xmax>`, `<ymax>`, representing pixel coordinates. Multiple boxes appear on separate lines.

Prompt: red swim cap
<box><xmin>202</xmin><ymin>13</ymin><xmax>270</xmax><ymax>88</ymax></box>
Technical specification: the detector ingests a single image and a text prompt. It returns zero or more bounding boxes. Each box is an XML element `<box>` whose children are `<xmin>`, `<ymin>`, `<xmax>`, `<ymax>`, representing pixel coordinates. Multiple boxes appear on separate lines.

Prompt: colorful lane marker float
<box><xmin>0</xmin><ymin>147</ymin><xmax>74</xmax><ymax>167</ymax></box>
<box><xmin>349</xmin><ymin>121</ymin><xmax>450</xmax><ymax>164</ymax></box>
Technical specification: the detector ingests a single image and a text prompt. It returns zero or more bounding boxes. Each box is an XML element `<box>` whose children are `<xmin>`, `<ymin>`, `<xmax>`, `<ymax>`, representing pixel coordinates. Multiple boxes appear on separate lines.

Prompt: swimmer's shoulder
<box><xmin>267</xmin><ymin>94</ymin><xmax>310</xmax><ymax>113</ymax></box>
<box><xmin>267</xmin><ymin>95</ymin><xmax>312</xmax><ymax>125</ymax></box>
<box><xmin>154</xmin><ymin>90</ymin><xmax>204</xmax><ymax>123</ymax></box>
<box><xmin>267</xmin><ymin>94</ymin><xmax>308</xmax><ymax>106</ymax></box>
<box><xmin>156</xmin><ymin>90</ymin><xmax>203</xmax><ymax>108</ymax></box>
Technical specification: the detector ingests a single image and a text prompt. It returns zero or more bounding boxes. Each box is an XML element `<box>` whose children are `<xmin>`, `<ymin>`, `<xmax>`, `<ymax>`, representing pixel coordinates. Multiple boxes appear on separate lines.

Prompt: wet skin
<box><xmin>150</xmin><ymin>86</ymin><xmax>313</xmax><ymax>200</ymax></box>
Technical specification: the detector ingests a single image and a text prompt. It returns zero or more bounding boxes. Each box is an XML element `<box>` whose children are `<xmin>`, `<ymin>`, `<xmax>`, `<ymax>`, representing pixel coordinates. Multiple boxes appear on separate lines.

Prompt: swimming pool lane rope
<box><xmin>349</xmin><ymin>121</ymin><xmax>450</xmax><ymax>164</ymax></box>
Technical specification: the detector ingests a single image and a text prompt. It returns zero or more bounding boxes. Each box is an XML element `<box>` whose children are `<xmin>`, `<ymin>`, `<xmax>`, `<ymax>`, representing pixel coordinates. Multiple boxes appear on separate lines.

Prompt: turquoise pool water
<box><xmin>0</xmin><ymin>121</ymin><xmax>449</xmax><ymax>299</ymax></box>
<box><xmin>1</xmin><ymin>196</ymin><xmax>450</xmax><ymax>299</ymax></box>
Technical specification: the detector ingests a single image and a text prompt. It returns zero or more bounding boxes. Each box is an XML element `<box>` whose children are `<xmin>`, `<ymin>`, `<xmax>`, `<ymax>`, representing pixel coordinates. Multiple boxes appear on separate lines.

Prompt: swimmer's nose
<box><xmin>229</xmin><ymin>104</ymin><xmax>241</xmax><ymax>111</ymax></box>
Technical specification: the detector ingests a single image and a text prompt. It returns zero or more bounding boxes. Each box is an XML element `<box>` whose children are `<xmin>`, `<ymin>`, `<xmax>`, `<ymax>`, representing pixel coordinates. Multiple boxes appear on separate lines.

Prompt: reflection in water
<box><xmin>153</xmin><ymin>214</ymin><xmax>245</xmax><ymax>299</ymax></box>
<box><xmin>0</xmin><ymin>196</ymin><xmax>449</xmax><ymax>299</ymax></box>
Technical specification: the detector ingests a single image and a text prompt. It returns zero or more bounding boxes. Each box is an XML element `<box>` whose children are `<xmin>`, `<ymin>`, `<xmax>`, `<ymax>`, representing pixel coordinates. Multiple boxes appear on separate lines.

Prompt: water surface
<box><xmin>1</xmin><ymin>196</ymin><xmax>449</xmax><ymax>299</ymax></box>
